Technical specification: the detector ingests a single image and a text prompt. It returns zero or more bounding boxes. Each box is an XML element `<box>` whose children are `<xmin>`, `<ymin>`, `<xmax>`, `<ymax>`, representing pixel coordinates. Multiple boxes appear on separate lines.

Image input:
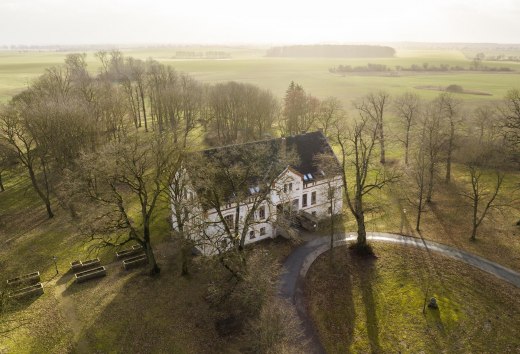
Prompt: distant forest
<box><xmin>266</xmin><ymin>45</ymin><xmax>396</xmax><ymax>58</ymax></box>
<box><xmin>329</xmin><ymin>62</ymin><xmax>513</xmax><ymax>74</ymax></box>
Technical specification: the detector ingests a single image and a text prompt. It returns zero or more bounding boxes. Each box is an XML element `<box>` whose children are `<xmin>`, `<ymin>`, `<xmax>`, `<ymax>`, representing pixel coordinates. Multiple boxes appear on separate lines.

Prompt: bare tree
<box><xmin>393</xmin><ymin>92</ymin><xmax>421</xmax><ymax>165</ymax></box>
<box><xmin>410</xmin><ymin>119</ymin><xmax>430</xmax><ymax>231</ymax></box>
<box><xmin>316</xmin><ymin>97</ymin><xmax>344</xmax><ymax>137</ymax></box>
<box><xmin>332</xmin><ymin>115</ymin><xmax>398</xmax><ymax>250</ymax></box>
<box><xmin>0</xmin><ymin>140</ymin><xmax>17</xmax><ymax>192</ymax></box>
<box><xmin>0</xmin><ymin>103</ymin><xmax>54</xmax><ymax>218</ymax></box>
<box><xmin>207</xmin><ymin>82</ymin><xmax>278</xmax><ymax>145</ymax></box>
<box><xmin>70</xmin><ymin>133</ymin><xmax>179</xmax><ymax>275</ymax></box>
<box><xmin>498</xmin><ymin>89</ymin><xmax>520</xmax><ymax>160</ymax></box>
<box><xmin>187</xmin><ymin>142</ymin><xmax>296</xmax><ymax>279</ymax></box>
<box><xmin>462</xmin><ymin>166</ymin><xmax>504</xmax><ymax>241</ymax></box>
<box><xmin>354</xmin><ymin>91</ymin><xmax>390</xmax><ymax>164</ymax></box>
<box><xmin>422</xmin><ymin>102</ymin><xmax>447</xmax><ymax>203</ymax></box>
<box><xmin>435</xmin><ymin>93</ymin><xmax>462</xmax><ymax>182</ymax></box>
<box><xmin>473</xmin><ymin>105</ymin><xmax>500</xmax><ymax>144</ymax></box>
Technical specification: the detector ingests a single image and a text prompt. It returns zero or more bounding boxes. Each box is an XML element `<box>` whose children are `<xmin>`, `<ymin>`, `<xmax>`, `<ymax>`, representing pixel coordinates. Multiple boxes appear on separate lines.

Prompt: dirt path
<box><xmin>278</xmin><ymin>232</ymin><xmax>520</xmax><ymax>354</ymax></box>
<box><xmin>53</xmin><ymin>277</ymin><xmax>91</xmax><ymax>353</ymax></box>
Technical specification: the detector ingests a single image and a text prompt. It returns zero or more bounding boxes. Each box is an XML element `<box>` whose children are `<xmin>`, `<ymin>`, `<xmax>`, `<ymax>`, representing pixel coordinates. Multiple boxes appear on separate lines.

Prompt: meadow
<box><xmin>1</xmin><ymin>46</ymin><xmax>520</xmax><ymax>106</ymax></box>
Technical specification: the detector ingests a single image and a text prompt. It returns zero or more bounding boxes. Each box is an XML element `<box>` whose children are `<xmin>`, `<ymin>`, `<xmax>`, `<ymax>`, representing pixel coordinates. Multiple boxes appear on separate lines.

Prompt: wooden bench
<box><xmin>70</xmin><ymin>258</ymin><xmax>101</xmax><ymax>272</ymax></box>
<box><xmin>116</xmin><ymin>245</ymin><xmax>143</xmax><ymax>259</ymax></box>
<box><xmin>70</xmin><ymin>260</ymin><xmax>82</xmax><ymax>272</ymax></box>
<box><xmin>122</xmin><ymin>254</ymin><xmax>148</xmax><ymax>270</ymax></box>
<box><xmin>74</xmin><ymin>266</ymin><xmax>107</xmax><ymax>283</ymax></box>
<box><xmin>9</xmin><ymin>282</ymin><xmax>44</xmax><ymax>299</ymax></box>
<box><xmin>6</xmin><ymin>272</ymin><xmax>41</xmax><ymax>288</ymax></box>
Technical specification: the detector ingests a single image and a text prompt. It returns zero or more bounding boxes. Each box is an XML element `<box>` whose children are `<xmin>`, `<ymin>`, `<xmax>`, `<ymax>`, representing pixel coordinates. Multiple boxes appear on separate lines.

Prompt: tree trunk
<box><xmin>143</xmin><ymin>224</ymin><xmax>160</xmax><ymax>275</ymax></box>
<box><xmin>139</xmin><ymin>86</ymin><xmax>148</xmax><ymax>132</ymax></box>
<box><xmin>356</xmin><ymin>212</ymin><xmax>367</xmax><ymax>246</ymax></box>
<box><xmin>135</xmin><ymin>86</ymin><xmax>142</xmax><ymax>128</ymax></box>
<box><xmin>426</xmin><ymin>162</ymin><xmax>435</xmax><ymax>203</ymax></box>
<box><xmin>28</xmin><ymin>165</ymin><xmax>53</xmax><ymax>218</ymax></box>
<box><xmin>470</xmin><ymin>225</ymin><xmax>477</xmax><ymax>241</ymax></box>
<box><xmin>379</xmin><ymin>124</ymin><xmax>386</xmax><ymax>164</ymax></box>
<box><xmin>416</xmin><ymin>193</ymin><xmax>423</xmax><ymax>231</ymax></box>
<box><xmin>446</xmin><ymin>123</ymin><xmax>455</xmax><ymax>182</ymax></box>
<box><xmin>470</xmin><ymin>198</ymin><xmax>478</xmax><ymax>241</ymax></box>
<box><xmin>404</xmin><ymin>129</ymin><xmax>410</xmax><ymax>165</ymax></box>
<box><xmin>330</xmin><ymin>196</ymin><xmax>335</xmax><ymax>261</ymax></box>
<box><xmin>0</xmin><ymin>172</ymin><xmax>4</xmax><ymax>192</ymax></box>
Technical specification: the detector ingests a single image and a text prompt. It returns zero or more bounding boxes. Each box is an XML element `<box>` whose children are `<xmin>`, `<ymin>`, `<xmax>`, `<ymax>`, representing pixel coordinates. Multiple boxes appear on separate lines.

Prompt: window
<box><xmin>284</xmin><ymin>184</ymin><xmax>288</xmax><ymax>193</ymax></box>
<box><xmin>289</xmin><ymin>183</ymin><xmax>293</xmax><ymax>191</ymax></box>
<box><xmin>224</xmin><ymin>215</ymin><xmax>233</xmax><ymax>228</ymax></box>
<box><xmin>302</xmin><ymin>194</ymin><xmax>308</xmax><ymax>207</ymax></box>
<box><xmin>260</xmin><ymin>227</ymin><xmax>266</xmax><ymax>236</ymax></box>
<box><xmin>311</xmin><ymin>191</ymin><xmax>317</xmax><ymax>205</ymax></box>
<box><xmin>259</xmin><ymin>206</ymin><xmax>266</xmax><ymax>220</ymax></box>
<box><xmin>249</xmin><ymin>230</ymin><xmax>256</xmax><ymax>239</ymax></box>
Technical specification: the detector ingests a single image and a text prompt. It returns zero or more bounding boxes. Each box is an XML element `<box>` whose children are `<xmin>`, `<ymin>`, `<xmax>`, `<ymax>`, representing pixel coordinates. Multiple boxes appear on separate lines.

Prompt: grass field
<box><xmin>1</xmin><ymin>45</ymin><xmax>519</xmax><ymax>352</ymax></box>
<box><xmin>1</xmin><ymin>47</ymin><xmax>519</xmax><ymax>105</ymax></box>
<box><xmin>306</xmin><ymin>243</ymin><xmax>520</xmax><ymax>353</ymax></box>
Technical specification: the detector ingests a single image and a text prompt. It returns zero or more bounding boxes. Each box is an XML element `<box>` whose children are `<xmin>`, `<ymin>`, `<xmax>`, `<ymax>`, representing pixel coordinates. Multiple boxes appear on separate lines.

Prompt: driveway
<box><xmin>278</xmin><ymin>232</ymin><xmax>520</xmax><ymax>354</ymax></box>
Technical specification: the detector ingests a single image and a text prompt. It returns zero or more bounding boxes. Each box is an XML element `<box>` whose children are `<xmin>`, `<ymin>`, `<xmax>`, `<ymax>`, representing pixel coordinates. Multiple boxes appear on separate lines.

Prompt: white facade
<box><xmin>173</xmin><ymin>166</ymin><xmax>343</xmax><ymax>255</ymax></box>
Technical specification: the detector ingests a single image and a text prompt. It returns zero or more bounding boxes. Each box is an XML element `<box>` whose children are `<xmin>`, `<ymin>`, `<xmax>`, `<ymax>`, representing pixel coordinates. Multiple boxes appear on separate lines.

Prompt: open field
<box><xmin>1</xmin><ymin>47</ymin><xmax>519</xmax><ymax>105</ymax></box>
<box><xmin>306</xmin><ymin>243</ymin><xmax>520</xmax><ymax>353</ymax></box>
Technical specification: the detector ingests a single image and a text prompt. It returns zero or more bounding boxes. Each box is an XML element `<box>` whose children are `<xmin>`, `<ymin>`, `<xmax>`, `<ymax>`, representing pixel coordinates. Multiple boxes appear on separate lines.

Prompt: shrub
<box><xmin>446</xmin><ymin>84</ymin><xmax>464</xmax><ymax>93</ymax></box>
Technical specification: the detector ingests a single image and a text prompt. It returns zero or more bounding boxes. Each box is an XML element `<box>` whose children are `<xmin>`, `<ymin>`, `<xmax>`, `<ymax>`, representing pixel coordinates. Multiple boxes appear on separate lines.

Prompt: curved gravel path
<box><xmin>278</xmin><ymin>232</ymin><xmax>520</xmax><ymax>354</ymax></box>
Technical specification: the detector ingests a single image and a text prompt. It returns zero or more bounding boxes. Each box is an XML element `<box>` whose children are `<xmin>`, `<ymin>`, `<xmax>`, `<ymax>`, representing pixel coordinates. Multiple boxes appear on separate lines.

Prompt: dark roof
<box><xmin>188</xmin><ymin>131</ymin><xmax>340</xmax><ymax>207</ymax></box>
<box><xmin>284</xmin><ymin>131</ymin><xmax>337</xmax><ymax>176</ymax></box>
<box><xmin>200</xmin><ymin>130</ymin><xmax>339</xmax><ymax>178</ymax></box>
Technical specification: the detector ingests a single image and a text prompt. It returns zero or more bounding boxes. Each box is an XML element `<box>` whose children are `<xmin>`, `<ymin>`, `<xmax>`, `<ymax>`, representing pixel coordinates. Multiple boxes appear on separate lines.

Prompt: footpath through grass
<box><xmin>306</xmin><ymin>243</ymin><xmax>520</xmax><ymax>354</ymax></box>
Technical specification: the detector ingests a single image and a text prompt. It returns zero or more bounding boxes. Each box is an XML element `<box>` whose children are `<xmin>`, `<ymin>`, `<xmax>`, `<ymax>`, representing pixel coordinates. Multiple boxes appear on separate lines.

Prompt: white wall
<box><xmin>172</xmin><ymin>168</ymin><xmax>344</xmax><ymax>255</ymax></box>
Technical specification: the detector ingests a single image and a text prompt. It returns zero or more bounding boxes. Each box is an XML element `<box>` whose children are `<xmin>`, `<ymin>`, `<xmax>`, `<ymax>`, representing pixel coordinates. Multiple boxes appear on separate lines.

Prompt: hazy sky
<box><xmin>1</xmin><ymin>0</ymin><xmax>519</xmax><ymax>45</ymax></box>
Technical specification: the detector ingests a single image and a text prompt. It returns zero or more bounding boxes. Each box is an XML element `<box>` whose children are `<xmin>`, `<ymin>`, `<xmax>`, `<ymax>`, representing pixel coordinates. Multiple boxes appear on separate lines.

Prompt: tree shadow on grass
<box><xmin>353</xmin><ymin>251</ymin><xmax>381</xmax><ymax>354</ymax></box>
<box><xmin>321</xmin><ymin>248</ymin><xmax>356</xmax><ymax>353</ymax></box>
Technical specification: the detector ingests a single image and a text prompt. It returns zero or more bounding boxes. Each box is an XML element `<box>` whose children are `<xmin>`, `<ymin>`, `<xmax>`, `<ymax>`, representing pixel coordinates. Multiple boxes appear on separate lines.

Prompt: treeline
<box><xmin>175</xmin><ymin>51</ymin><xmax>231</xmax><ymax>59</ymax></box>
<box><xmin>0</xmin><ymin>52</ymin><xmax>344</xmax><ymax>265</ymax></box>
<box><xmin>330</xmin><ymin>62</ymin><xmax>513</xmax><ymax>74</ymax></box>
<box><xmin>473</xmin><ymin>52</ymin><xmax>520</xmax><ymax>63</ymax></box>
<box><xmin>266</xmin><ymin>45</ymin><xmax>396</xmax><ymax>58</ymax></box>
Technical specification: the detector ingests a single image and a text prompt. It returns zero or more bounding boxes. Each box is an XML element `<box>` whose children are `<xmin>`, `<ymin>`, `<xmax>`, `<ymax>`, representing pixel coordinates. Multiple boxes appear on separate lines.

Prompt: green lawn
<box><xmin>306</xmin><ymin>243</ymin><xmax>520</xmax><ymax>354</ymax></box>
